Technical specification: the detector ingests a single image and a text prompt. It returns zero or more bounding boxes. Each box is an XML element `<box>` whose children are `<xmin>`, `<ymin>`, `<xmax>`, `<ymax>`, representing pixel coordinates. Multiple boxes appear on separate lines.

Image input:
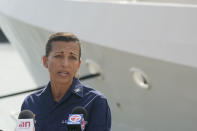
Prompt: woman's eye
<box><xmin>70</xmin><ymin>56</ymin><xmax>77</xmax><ymax>60</ymax></box>
<box><xmin>54</xmin><ymin>55</ymin><xmax>61</xmax><ymax>58</ymax></box>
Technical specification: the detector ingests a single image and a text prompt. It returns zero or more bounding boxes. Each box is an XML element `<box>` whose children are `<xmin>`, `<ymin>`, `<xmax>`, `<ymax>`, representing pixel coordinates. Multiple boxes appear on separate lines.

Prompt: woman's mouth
<box><xmin>58</xmin><ymin>71</ymin><xmax>69</xmax><ymax>77</ymax></box>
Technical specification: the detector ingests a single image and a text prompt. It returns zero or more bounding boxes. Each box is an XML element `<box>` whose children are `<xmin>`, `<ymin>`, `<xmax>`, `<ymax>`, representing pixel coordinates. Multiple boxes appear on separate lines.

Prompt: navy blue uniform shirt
<box><xmin>21</xmin><ymin>77</ymin><xmax>111</xmax><ymax>131</ymax></box>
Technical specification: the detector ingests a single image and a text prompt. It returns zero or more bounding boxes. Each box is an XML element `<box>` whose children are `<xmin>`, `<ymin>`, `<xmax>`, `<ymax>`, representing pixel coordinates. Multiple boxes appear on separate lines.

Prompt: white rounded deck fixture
<box><xmin>85</xmin><ymin>59</ymin><xmax>102</xmax><ymax>75</ymax></box>
<box><xmin>129</xmin><ymin>67</ymin><xmax>150</xmax><ymax>89</ymax></box>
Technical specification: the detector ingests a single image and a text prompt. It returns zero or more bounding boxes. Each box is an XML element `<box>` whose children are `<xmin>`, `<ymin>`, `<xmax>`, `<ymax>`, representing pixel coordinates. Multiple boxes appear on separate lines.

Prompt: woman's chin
<box><xmin>56</xmin><ymin>77</ymin><xmax>73</xmax><ymax>85</ymax></box>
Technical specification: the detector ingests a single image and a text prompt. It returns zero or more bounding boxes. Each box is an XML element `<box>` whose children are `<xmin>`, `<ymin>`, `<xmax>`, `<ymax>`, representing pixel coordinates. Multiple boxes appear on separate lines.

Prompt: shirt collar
<box><xmin>71</xmin><ymin>77</ymin><xmax>84</xmax><ymax>98</ymax></box>
<box><xmin>38</xmin><ymin>77</ymin><xmax>84</xmax><ymax>98</ymax></box>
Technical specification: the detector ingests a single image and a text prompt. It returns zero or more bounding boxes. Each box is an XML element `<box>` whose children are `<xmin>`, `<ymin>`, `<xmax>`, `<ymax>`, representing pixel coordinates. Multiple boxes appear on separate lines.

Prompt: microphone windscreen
<box><xmin>72</xmin><ymin>106</ymin><xmax>87</xmax><ymax>121</ymax></box>
<box><xmin>18</xmin><ymin>110</ymin><xmax>34</xmax><ymax>119</ymax></box>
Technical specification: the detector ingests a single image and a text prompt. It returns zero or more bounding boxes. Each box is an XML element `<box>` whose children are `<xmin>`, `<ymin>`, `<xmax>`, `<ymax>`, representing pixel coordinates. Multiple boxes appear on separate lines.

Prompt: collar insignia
<box><xmin>74</xmin><ymin>88</ymin><xmax>80</xmax><ymax>93</ymax></box>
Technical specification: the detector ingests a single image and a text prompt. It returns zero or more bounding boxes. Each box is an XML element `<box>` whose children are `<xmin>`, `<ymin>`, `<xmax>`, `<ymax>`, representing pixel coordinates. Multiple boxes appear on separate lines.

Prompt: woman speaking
<box><xmin>21</xmin><ymin>32</ymin><xmax>111</xmax><ymax>131</ymax></box>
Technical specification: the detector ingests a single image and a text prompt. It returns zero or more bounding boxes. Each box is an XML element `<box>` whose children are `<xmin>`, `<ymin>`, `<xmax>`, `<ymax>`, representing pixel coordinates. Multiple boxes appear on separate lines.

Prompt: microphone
<box><xmin>67</xmin><ymin>106</ymin><xmax>88</xmax><ymax>131</ymax></box>
<box><xmin>15</xmin><ymin>110</ymin><xmax>35</xmax><ymax>131</ymax></box>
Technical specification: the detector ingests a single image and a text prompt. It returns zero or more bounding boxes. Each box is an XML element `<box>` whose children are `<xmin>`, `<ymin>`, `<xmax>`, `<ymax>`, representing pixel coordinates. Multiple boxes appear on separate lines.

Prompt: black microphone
<box><xmin>67</xmin><ymin>106</ymin><xmax>88</xmax><ymax>131</ymax></box>
<box><xmin>16</xmin><ymin>110</ymin><xmax>35</xmax><ymax>131</ymax></box>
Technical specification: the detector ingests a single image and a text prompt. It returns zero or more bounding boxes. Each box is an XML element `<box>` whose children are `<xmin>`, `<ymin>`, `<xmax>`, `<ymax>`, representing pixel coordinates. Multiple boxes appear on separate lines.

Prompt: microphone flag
<box><xmin>15</xmin><ymin>119</ymin><xmax>34</xmax><ymax>131</ymax></box>
<box><xmin>67</xmin><ymin>114</ymin><xmax>85</xmax><ymax>131</ymax></box>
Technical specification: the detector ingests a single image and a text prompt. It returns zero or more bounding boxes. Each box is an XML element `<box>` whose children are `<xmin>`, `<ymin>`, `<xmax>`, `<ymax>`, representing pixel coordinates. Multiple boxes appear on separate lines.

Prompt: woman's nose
<box><xmin>62</xmin><ymin>57</ymin><xmax>70</xmax><ymax>67</ymax></box>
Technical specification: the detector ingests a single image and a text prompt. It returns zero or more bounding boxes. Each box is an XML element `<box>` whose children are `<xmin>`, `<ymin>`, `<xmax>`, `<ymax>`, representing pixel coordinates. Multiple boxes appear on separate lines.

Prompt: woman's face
<box><xmin>43</xmin><ymin>41</ymin><xmax>81</xmax><ymax>85</ymax></box>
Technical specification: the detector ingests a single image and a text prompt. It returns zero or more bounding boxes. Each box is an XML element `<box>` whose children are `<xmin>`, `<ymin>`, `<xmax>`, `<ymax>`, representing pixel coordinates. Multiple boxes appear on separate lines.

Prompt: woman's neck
<box><xmin>50</xmin><ymin>80</ymin><xmax>72</xmax><ymax>102</ymax></box>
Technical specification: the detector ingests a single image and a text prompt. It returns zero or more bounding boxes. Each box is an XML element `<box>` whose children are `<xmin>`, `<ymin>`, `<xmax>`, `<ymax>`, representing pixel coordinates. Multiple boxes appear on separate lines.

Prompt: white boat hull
<box><xmin>0</xmin><ymin>1</ymin><xmax>197</xmax><ymax>130</ymax></box>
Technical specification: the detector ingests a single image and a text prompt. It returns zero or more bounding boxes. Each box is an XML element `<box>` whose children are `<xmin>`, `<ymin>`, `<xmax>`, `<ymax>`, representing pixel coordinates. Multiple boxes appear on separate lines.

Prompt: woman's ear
<box><xmin>42</xmin><ymin>56</ymin><xmax>48</xmax><ymax>68</ymax></box>
<box><xmin>78</xmin><ymin>59</ymin><xmax>82</xmax><ymax>69</ymax></box>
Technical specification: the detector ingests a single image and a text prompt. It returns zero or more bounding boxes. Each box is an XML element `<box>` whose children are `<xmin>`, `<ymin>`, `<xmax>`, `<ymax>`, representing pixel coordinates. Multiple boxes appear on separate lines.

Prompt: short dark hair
<box><xmin>45</xmin><ymin>32</ymin><xmax>81</xmax><ymax>59</ymax></box>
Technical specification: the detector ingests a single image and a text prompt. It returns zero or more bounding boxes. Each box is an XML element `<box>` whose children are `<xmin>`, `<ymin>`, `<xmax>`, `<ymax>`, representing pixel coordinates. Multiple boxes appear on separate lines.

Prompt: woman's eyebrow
<box><xmin>54</xmin><ymin>51</ymin><xmax>64</xmax><ymax>54</ymax></box>
<box><xmin>54</xmin><ymin>51</ymin><xmax>79</xmax><ymax>56</ymax></box>
<box><xmin>70</xmin><ymin>52</ymin><xmax>79</xmax><ymax>56</ymax></box>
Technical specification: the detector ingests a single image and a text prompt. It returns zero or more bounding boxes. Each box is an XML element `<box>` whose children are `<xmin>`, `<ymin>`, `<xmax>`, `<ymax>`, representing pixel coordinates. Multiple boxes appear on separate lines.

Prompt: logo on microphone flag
<box><xmin>16</xmin><ymin>119</ymin><xmax>34</xmax><ymax>131</ymax></box>
<box><xmin>67</xmin><ymin>114</ymin><xmax>85</xmax><ymax>130</ymax></box>
<box><xmin>70</xmin><ymin>114</ymin><xmax>81</xmax><ymax>122</ymax></box>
